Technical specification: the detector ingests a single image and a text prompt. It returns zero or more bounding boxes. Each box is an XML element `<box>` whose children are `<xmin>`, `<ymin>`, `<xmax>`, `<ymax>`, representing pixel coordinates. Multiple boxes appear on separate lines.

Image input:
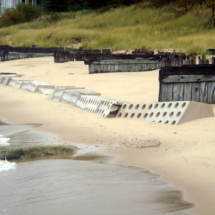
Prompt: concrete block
<box><xmin>0</xmin><ymin>75</ymin><xmax>18</xmax><ymax>85</ymax></box>
<box><xmin>20</xmin><ymin>82</ymin><xmax>31</xmax><ymax>90</ymax></box>
<box><xmin>27</xmin><ymin>81</ymin><xmax>55</xmax><ymax>93</ymax></box>
<box><xmin>116</xmin><ymin>102</ymin><xmax>150</xmax><ymax>120</ymax></box>
<box><xmin>116</xmin><ymin>101</ymin><xmax>214</xmax><ymax>125</ymax></box>
<box><xmin>8</xmin><ymin>77</ymin><xmax>22</xmax><ymax>86</ymax></box>
<box><xmin>96</xmin><ymin>99</ymin><xmax>123</xmax><ymax>117</ymax></box>
<box><xmin>8</xmin><ymin>77</ymin><xmax>32</xmax><ymax>87</ymax></box>
<box><xmin>84</xmin><ymin>96</ymin><xmax>107</xmax><ymax>113</ymax></box>
<box><xmin>50</xmin><ymin>86</ymin><xmax>78</xmax><ymax>102</ymax></box>
<box><xmin>61</xmin><ymin>89</ymin><xmax>101</xmax><ymax>107</ymax></box>
<box><xmin>76</xmin><ymin>95</ymin><xmax>106</xmax><ymax>113</ymax></box>
<box><xmin>37</xmin><ymin>88</ymin><xmax>55</xmax><ymax>95</ymax></box>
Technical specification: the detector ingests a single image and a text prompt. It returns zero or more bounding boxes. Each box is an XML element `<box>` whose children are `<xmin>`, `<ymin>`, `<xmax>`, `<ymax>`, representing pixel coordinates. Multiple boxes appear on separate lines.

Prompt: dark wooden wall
<box><xmin>159</xmin><ymin>66</ymin><xmax>215</xmax><ymax>104</ymax></box>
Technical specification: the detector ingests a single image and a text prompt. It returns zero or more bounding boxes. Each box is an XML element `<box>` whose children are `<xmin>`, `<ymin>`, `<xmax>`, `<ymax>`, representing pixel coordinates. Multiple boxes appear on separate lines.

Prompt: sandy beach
<box><xmin>0</xmin><ymin>57</ymin><xmax>215</xmax><ymax>215</ymax></box>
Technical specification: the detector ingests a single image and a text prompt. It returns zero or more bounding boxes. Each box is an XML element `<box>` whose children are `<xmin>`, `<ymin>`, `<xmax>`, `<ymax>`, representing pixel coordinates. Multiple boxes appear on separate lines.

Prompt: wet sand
<box><xmin>0</xmin><ymin>57</ymin><xmax>215</xmax><ymax>214</ymax></box>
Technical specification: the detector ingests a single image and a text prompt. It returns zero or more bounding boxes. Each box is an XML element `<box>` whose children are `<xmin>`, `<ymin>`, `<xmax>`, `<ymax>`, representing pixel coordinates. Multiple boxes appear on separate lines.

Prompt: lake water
<box><xmin>0</xmin><ymin>121</ymin><xmax>194</xmax><ymax>215</ymax></box>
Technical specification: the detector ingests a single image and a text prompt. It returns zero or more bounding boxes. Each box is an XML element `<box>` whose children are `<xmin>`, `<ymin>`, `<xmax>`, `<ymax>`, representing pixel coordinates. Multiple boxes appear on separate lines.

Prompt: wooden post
<box><xmin>192</xmin><ymin>53</ymin><xmax>197</xmax><ymax>65</ymax></box>
<box><xmin>202</xmin><ymin>55</ymin><xmax>207</xmax><ymax>64</ymax></box>
<box><xmin>198</xmin><ymin>56</ymin><xmax>202</xmax><ymax>65</ymax></box>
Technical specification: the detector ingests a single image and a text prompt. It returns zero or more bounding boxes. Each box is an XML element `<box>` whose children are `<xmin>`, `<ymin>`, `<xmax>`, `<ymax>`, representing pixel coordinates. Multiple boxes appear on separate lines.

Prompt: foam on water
<box><xmin>0</xmin><ymin>135</ymin><xmax>10</xmax><ymax>146</ymax></box>
<box><xmin>0</xmin><ymin>159</ymin><xmax>16</xmax><ymax>172</ymax></box>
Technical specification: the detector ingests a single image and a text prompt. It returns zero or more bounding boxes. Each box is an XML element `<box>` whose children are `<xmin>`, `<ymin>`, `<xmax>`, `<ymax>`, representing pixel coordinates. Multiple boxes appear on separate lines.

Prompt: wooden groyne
<box><xmin>0</xmin><ymin>46</ymin><xmax>63</xmax><ymax>62</ymax></box>
<box><xmin>159</xmin><ymin>65</ymin><xmax>215</xmax><ymax>104</ymax></box>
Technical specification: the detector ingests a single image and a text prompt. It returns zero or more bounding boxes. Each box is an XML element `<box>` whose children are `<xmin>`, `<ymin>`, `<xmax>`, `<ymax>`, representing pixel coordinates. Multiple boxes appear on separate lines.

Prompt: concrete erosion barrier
<box><xmin>96</xmin><ymin>99</ymin><xmax>123</xmax><ymax>117</ymax></box>
<box><xmin>8</xmin><ymin>77</ymin><xmax>32</xmax><ymax>88</ymax></box>
<box><xmin>20</xmin><ymin>81</ymin><xmax>31</xmax><ymax>90</ymax></box>
<box><xmin>0</xmin><ymin>73</ymin><xmax>214</xmax><ymax>125</ymax></box>
<box><xmin>50</xmin><ymin>86</ymin><xmax>85</xmax><ymax>102</ymax></box>
<box><xmin>75</xmin><ymin>95</ymin><xmax>105</xmax><ymax>112</ymax></box>
<box><xmin>37</xmin><ymin>88</ymin><xmax>55</xmax><ymax>95</ymax></box>
<box><xmin>0</xmin><ymin>75</ymin><xmax>18</xmax><ymax>85</ymax></box>
<box><xmin>61</xmin><ymin>89</ymin><xmax>101</xmax><ymax>106</ymax></box>
<box><xmin>27</xmin><ymin>81</ymin><xmax>55</xmax><ymax>93</ymax></box>
<box><xmin>116</xmin><ymin>101</ymin><xmax>214</xmax><ymax>125</ymax></box>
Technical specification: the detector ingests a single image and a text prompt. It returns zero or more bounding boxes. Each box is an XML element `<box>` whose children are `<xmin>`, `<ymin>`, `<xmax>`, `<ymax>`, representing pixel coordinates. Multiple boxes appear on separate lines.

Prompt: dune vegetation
<box><xmin>0</xmin><ymin>3</ymin><xmax>214</xmax><ymax>54</ymax></box>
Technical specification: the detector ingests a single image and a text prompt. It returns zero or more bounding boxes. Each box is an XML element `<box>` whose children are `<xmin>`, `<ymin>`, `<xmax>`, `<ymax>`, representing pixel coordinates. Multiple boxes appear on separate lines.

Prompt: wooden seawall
<box><xmin>159</xmin><ymin>65</ymin><xmax>215</xmax><ymax>104</ymax></box>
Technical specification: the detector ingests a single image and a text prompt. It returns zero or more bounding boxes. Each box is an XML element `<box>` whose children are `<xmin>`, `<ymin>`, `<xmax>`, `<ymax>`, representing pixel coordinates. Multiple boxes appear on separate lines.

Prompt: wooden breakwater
<box><xmin>0</xmin><ymin>46</ymin><xmax>64</xmax><ymax>62</ymax></box>
<box><xmin>85</xmin><ymin>52</ymin><xmax>186</xmax><ymax>74</ymax></box>
<box><xmin>85</xmin><ymin>57</ymin><xmax>162</xmax><ymax>74</ymax></box>
<box><xmin>54</xmin><ymin>49</ymin><xmax>111</xmax><ymax>63</ymax></box>
<box><xmin>159</xmin><ymin>65</ymin><xmax>215</xmax><ymax>104</ymax></box>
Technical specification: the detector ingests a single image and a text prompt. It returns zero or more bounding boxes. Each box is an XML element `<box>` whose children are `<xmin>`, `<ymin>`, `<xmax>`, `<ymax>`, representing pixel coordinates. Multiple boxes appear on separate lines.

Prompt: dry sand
<box><xmin>0</xmin><ymin>57</ymin><xmax>215</xmax><ymax>215</ymax></box>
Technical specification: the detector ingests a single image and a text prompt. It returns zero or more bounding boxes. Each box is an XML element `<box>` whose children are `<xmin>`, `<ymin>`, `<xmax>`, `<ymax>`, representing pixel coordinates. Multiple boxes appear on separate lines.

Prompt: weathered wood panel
<box><xmin>89</xmin><ymin>64</ymin><xmax>94</xmax><ymax>74</ymax></box>
<box><xmin>159</xmin><ymin>66</ymin><xmax>215</xmax><ymax>104</ymax></box>
<box><xmin>208</xmin><ymin>82</ymin><xmax>215</xmax><ymax>103</ymax></box>
<box><xmin>162</xmin><ymin>75</ymin><xmax>215</xmax><ymax>83</ymax></box>
<box><xmin>200</xmin><ymin>82</ymin><xmax>208</xmax><ymax>103</ymax></box>
<box><xmin>159</xmin><ymin>84</ymin><xmax>168</xmax><ymax>101</ymax></box>
<box><xmin>165</xmin><ymin>84</ymin><xmax>173</xmax><ymax>101</ymax></box>
<box><xmin>173</xmin><ymin>83</ymin><xmax>184</xmax><ymax>101</ymax></box>
<box><xmin>192</xmin><ymin>83</ymin><xmax>200</xmax><ymax>102</ymax></box>
<box><xmin>184</xmin><ymin>83</ymin><xmax>192</xmax><ymax>101</ymax></box>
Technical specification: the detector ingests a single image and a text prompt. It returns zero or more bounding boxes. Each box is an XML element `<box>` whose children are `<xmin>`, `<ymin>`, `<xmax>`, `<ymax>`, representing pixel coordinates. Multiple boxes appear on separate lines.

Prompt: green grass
<box><xmin>0</xmin><ymin>4</ymin><xmax>214</xmax><ymax>54</ymax></box>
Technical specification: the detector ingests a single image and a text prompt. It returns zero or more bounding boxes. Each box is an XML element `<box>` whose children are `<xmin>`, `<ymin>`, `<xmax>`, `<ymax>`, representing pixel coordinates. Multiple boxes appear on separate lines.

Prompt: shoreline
<box><xmin>0</xmin><ymin>57</ymin><xmax>215</xmax><ymax>214</ymax></box>
<box><xmin>0</xmin><ymin>119</ymin><xmax>195</xmax><ymax>215</ymax></box>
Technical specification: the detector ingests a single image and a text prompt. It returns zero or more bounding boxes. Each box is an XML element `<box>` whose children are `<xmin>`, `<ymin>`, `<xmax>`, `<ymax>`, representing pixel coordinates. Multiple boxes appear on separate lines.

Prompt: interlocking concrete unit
<box><xmin>27</xmin><ymin>81</ymin><xmax>55</xmax><ymax>93</ymax></box>
<box><xmin>61</xmin><ymin>89</ymin><xmax>101</xmax><ymax>106</ymax></box>
<box><xmin>76</xmin><ymin>95</ymin><xmax>106</xmax><ymax>113</ymax></box>
<box><xmin>50</xmin><ymin>86</ymin><xmax>84</xmax><ymax>102</ymax></box>
<box><xmin>8</xmin><ymin>77</ymin><xmax>22</xmax><ymax>86</ymax></box>
<box><xmin>84</xmin><ymin>96</ymin><xmax>107</xmax><ymax>113</ymax></box>
<box><xmin>20</xmin><ymin>82</ymin><xmax>31</xmax><ymax>90</ymax></box>
<box><xmin>37</xmin><ymin>88</ymin><xmax>55</xmax><ymax>95</ymax></box>
<box><xmin>2</xmin><ymin>76</ymin><xmax>17</xmax><ymax>85</ymax></box>
<box><xmin>116</xmin><ymin>102</ymin><xmax>149</xmax><ymax>119</ymax></box>
<box><xmin>0</xmin><ymin>75</ymin><xmax>18</xmax><ymax>84</ymax></box>
<box><xmin>96</xmin><ymin>99</ymin><xmax>124</xmax><ymax>117</ymax></box>
<box><xmin>14</xmin><ymin>80</ymin><xmax>31</xmax><ymax>89</ymax></box>
<box><xmin>116</xmin><ymin>101</ymin><xmax>214</xmax><ymax>125</ymax></box>
<box><xmin>8</xmin><ymin>77</ymin><xmax>32</xmax><ymax>87</ymax></box>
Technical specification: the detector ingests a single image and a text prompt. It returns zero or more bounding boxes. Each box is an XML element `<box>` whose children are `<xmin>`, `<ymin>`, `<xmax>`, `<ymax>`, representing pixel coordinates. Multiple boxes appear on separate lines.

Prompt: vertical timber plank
<box><xmin>160</xmin><ymin>83</ymin><xmax>168</xmax><ymax>102</ymax></box>
<box><xmin>115</xmin><ymin>65</ymin><xmax>119</xmax><ymax>72</ymax></box>
<box><xmin>138</xmin><ymin>64</ymin><xmax>141</xmax><ymax>71</ymax></box>
<box><xmin>179</xmin><ymin>83</ymin><xmax>184</xmax><ymax>101</ymax></box>
<box><xmin>89</xmin><ymin>64</ymin><xmax>95</xmax><ymax>74</ymax></box>
<box><xmin>200</xmin><ymin>82</ymin><xmax>208</xmax><ymax>103</ymax></box>
<box><xmin>173</xmin><ymin>84</ymin><xmax>180</xmax><ymax>101</ymax></box>
<box><xmin>166</xmin><ymin>84</ymin><xmax>173</xmax><ymax>101</ymax></box>
<box><xmin>184</xmin><ymin>83</ymin><xmax>192</xmax><ymax>101</ymax></box>
<box><xmin>104</xmin><ymin>65</ymin><xmax>108</xmax><ymax>72</ymax></box>
<box><xmin>118</xmin><ymin>65</ymin><xmax>122</xmax><ymax>72</ymax></box>
<box><xmin>172</xmin><ymin>84</ymin><xmax>184</xmax><ymax>101</ymax></box>
<box><xmin>208</xmin><ymin>82</ymin><xmax>215</xmax><ymax>104</ymax></box>
<box><xmin>192</xmin><ymin>83</ymin><xmax>200</xmax><ymax>102</ymax></box>
<box><xmin>107</xmin><ymin>65</ymin><xmax>111</xmax><ymax>72</ymax></box>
